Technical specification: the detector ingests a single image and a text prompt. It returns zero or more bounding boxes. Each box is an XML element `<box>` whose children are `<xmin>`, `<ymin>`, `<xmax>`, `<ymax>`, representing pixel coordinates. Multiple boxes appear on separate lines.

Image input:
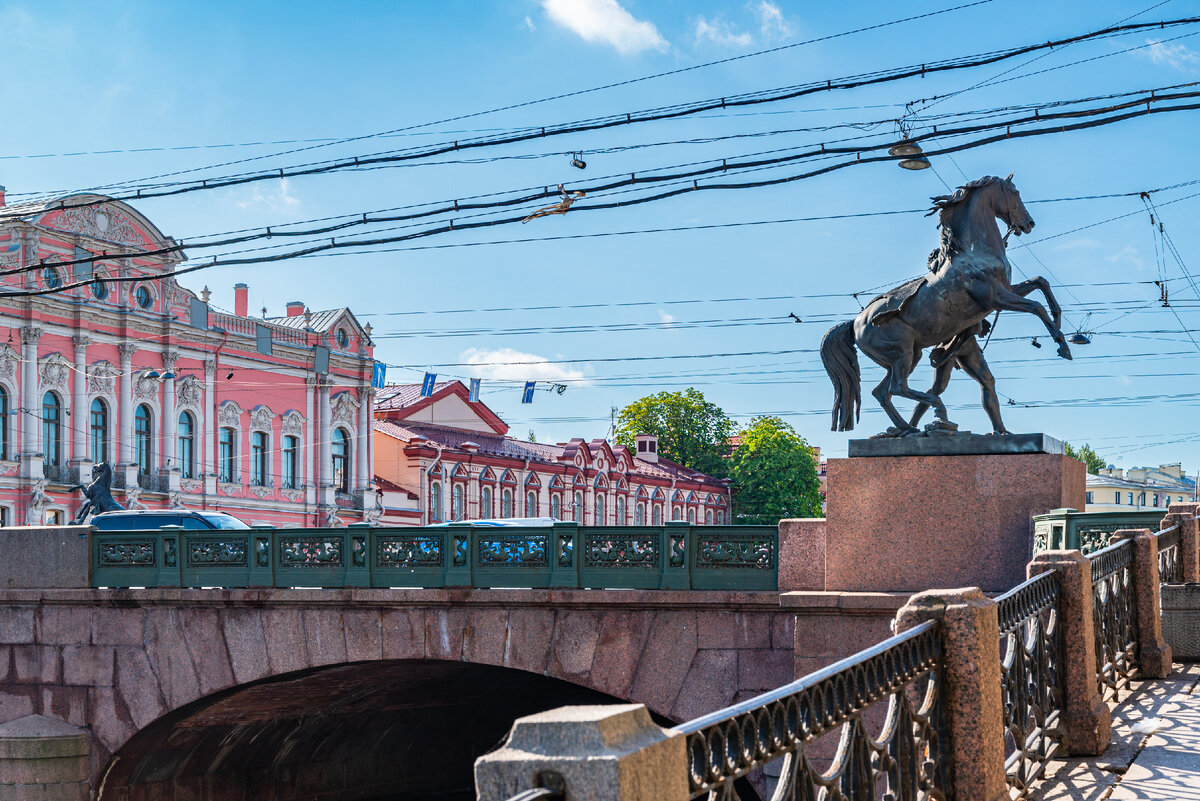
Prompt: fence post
<box><xmin>475</xmin><ymin>705</ymin><xmax>688</xmax><ymax>801</ymax></box>
<box><xmin>1165</xmin><ymin>504</ymin><xmax>1200</xmax><ymax>582</ymax></box>
<box><xmin>895</xmin><ymin>587</ymin><xmax>1007</xmax><ymax>801</ymax></box>
<box><xmin>1110</xmin><ymin>529</ymin><xmax>1172</xmax><ymax>679</ymax></box>
<box><xmin>1027</xmin><ymin>551</ymin><xmax>1112</xmax><ymax>755</ymax></box>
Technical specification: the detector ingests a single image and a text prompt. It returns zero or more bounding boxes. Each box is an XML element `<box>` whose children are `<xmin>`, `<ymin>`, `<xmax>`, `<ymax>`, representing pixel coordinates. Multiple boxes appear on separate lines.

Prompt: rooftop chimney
<box><xmin>635</xmin><ymin>434</ymin><xmax>659</xmax><ymax>464</ymax></box>
<box><xmin>286</xmin><ymin>301</ymin><xmax>305</xmax><ymax>317</ymax></box>
<box><xmin>234</xmin><ymin>283</ymin><xmax>248</xmax><ymax>317</ymax></box>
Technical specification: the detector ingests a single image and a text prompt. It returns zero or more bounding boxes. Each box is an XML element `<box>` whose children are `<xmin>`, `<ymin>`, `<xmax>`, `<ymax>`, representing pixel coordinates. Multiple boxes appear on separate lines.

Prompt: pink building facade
<box><xmin>0</xmin><ymin>189</ymin><xmax>377</xmax><ymax>526</ymax></box>
<box><xmin>373</xmin><ymin>381</ymin><xmax>731</xmax><ymax>527</ymax></box>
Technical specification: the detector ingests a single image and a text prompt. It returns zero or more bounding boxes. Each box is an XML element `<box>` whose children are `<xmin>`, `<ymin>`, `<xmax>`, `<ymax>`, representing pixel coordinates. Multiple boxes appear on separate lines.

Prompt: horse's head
<box><xmin>994</xmin><ymin>173</ymin><xmax>1034</xmax><ymax>236</ymax></box>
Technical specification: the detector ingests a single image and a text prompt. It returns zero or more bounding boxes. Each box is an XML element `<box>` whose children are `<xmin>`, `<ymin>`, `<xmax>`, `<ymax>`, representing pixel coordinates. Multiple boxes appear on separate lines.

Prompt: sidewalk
<box><xmin>1032</xmin><ymin>663</ymin><xmax>1200</xmax><ymax>800</ymax></box>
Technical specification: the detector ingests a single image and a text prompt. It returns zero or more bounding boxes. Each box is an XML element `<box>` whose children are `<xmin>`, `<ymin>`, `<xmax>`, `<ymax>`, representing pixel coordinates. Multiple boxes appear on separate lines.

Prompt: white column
<box><xmin>162</xmin><ymin>352</ymin><xmax>178</xmax><ymax>481</ymax></box>
<box><xmin>18</xmin><ymin>327</ymin><xmax>42</xmax><ymax>478</ymax></box>
<box><xmin>71</xmin><ymin>336</ymin><xmax>89</xmax><ymax>465</ymax></box>
<box><xmin>117</xmin><ymin>343</ymin><xmax>137</xmax><ymax>465</ymax></box>
<box><xmin>202</xmin><ymin>356</ymin><xmax>216</xmax><ymax>494</ymax></box>
<box><xmin>355</xmin><ymin>385</ymin><xmax>370</xmax><ymax>491</ymax></box>
<box><xmin>318</xmin><ymin>378</ymin><xmax>332</xmax><ymax>505</ymax></box>
<box><xmin>305</xmin><ymin>376</ymin><xmax>316</xmax><ymax>503</ymax></box>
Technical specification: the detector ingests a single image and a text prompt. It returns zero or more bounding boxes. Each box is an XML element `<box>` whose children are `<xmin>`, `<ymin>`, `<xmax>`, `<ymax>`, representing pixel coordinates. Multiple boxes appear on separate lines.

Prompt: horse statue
<box><xmin>69</xmin><ymin>462</ymin><xmax>124</xmax><ymax>524</ymax></box>
<box><xmin>821</xmin><ymin>174</ymin><xmax>1070</xmax><ymax>437</ymax></box>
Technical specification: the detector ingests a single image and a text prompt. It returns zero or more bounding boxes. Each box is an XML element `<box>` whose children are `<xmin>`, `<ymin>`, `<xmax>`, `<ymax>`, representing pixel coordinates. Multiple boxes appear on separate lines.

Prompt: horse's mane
<box><xmin>926</xmin><ymin>175</ymin><xmax>1005</xmax><ymax>273</ymax></box>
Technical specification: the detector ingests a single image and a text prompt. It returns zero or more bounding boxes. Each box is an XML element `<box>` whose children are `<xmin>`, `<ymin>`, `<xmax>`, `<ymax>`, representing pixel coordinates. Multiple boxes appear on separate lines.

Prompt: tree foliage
<box><xmin>1064</xmin><ymin>441</ymin><xmax>1107</xmax><ymax>474</ymax></box>
<box><xmin>729</xmin><ymin>416</ymin><xmax>822</xmax><ymax>525</ymax></box>
<box><xmin>615</xmin><ymin>388</ymin><xmax>733</xmax><ymax>477</ymax></box>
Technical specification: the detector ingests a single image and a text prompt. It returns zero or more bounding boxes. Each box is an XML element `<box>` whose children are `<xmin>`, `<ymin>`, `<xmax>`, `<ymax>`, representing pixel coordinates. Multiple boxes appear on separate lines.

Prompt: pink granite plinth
<box><xmin>825</xmin><ymin>452</ymin><xmax>1084</xmax><ymax>593</ymax></box>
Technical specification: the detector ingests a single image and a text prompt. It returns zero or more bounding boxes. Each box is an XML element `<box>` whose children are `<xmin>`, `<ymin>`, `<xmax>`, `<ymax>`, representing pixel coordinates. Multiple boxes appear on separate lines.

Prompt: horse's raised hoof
<box><xmin>1057</xmin><ymin>342</ymin><xmax>1073</xmax><ymax>360</ymax></box>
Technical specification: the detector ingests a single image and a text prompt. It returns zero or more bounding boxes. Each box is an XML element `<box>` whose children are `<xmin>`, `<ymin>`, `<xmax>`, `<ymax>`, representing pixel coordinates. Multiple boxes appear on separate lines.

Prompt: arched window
<box><xmin>573</xmin><ymin>491</ymin><xmax>584</xmax><ymax>523</ymax></box>
<box><xmin>550</xmin><ymin>493</ymin><xmax>562</xmax><ymax>520</ymax></box>
<box><xmin>282</xmin><ymin>435</ymin><xmax>299</xmax><ymax>488</ymax></box>
<box><xmin>594</xmin><ymin>493</ymin><xmax>606</xmax><ymax>525</ymax></box>
<box><xmin>705</xmin><ymin>509</ymin><xmax>713</xmax><ymax>525</ymax></box>
<box><xmin>616</xmin><ymin>495</ymin><xmax>625</xmax><ymax>525</ymax></box>
<box><xmin>251</xmin><ymin>431</ymin><xmax>268</xmax><ymax>486</ymax></box>
<box><xmin>134</xmin><ymin>405</ymin><xmax>152</xmax><ymax>476</ymax></box>
<box><xmin>652</xmin><ymin>505</ymin><xmax>663</xmax><ymax>526</ymax></box>
<box><xmin>635</xmin><ymin>502</ymin><xmax>646</xmax><ymax>526</ymax></box>
<box><xmin>429</xmin><ymin>479</ymin><xmax>443</xmax><ymax>522</ymax></box>
<box><xmin>0</xmin><ymin>386</ymin><xmax>7</xmax><ymax>460</ymax></box>
<box><xmin>42</xmin><ymin>393</ymin><xmax>61</xmax><ymax>468</ymax></box>
<box><xmin>672</xmin><ymin>505</ymin><xmax>682</xmax><ymax>521</ymax></box>
<box><xmin>90</xmin><ymin>398</ymin><xmax>109</xmax><ymax>465</ymax></box>
<box><xmin>177</xmin><ymin>411</ymin><xmax>194</xmax><ymax>478</ymax></box>
<box><xmin>501</xmin><ymin>488</ymin><xmax>514</xmax><ymax>518</ymax></box>
<box><xmin>525</xmin><ymin>489</ymin><xmax>538</xmax><ymax>518</ymax></box>
<box><xmin>332</xmin><ymin>428</ymin><xmax>350</xmax><ymax>493</ymax></box>
<box><xmin>687</xmin><ymin>507</ymin><xmax>696</xmax><ymax>524</ymax></box>
<box><xmin>480</xmin><ymin>486</ymin><xmax>492</xmax><ymax>518</ymax></box>
<box><xmin>218</xmin><ymin>427</ymin><xmax>236</xmax><ymax>482</ymax></box>
<box><xmin>452</xmin><ymin>484</ymin><xmax>465</xmax><ymax>521</ymax></box>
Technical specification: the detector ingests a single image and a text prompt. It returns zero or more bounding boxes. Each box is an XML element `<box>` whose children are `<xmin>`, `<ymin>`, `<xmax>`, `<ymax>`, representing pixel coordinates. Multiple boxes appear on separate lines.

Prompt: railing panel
<box><xmin>689</xmin><ymin>525</ymin><xmax>777</xmax><ymax>591</ymax></box>
<box><xmin>1157</xmin><ymin>526</ymin><xmax>1182</xmax><ymax>584</ymax></box>
<box><xmin>1090</xmin><ymin>539</ymin><xmax>1139</xmax><ymax>704</ymax></box>
<box><xmin>370</xmin><ymin>528</ymin><xmax>452</xmax><ymax>588</ymax></box>
<box><xmin>577</xmin><ymin>526</ymin><xmax>663</xmax><ymax>590</ymax></box>
<box><xmin>996</xmin><ymin>572</ymin><xmax>1063</xmax><ymax>797</ymax></box>
<box><xmin>673</xmin><ymin>620</ymin><xmax>947</xmax><ymax>800</ymax></box>
<box><xmin>91</xmin><ymin>531</ymin><xmax>182</xmax><ymax>587</ymax></box>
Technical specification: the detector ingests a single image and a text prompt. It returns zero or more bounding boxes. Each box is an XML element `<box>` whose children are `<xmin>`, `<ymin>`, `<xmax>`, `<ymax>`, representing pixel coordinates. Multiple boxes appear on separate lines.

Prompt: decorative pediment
<box><xmin>88</xmin><ymin>361</ymin><xmax>119</xmax><ymax>395</ymax></box>
<box><xmin>35</xmin><ymin>200</ymin><xmax>156</xmax><ymax>248</ymax></box>
<box><xmin>176</xmin><ymin>375</ymin><xmax>202</xmax><ymax>408</ymax></box>
<box><xmin>218</xmin><ymin>400</ymin><xmax>244</xmax><ymax>427</ymax></box>
<box><xmin>38</xmin><ymin>354</ymin><xmax>70</xmax><ymax>393</ymax></box>
<box><xmin>636</xmin><ymin>485</ymin><xmax>649</xmax><ymax>499</ymax></box>
<box><xmin>250</xmin><ymin>404</ymin><xmax>275</xmax><ymax>431</ymax></box>
<box><xmin>478</xmin><ymin>466</ymin><xmax>496</xmax><ymax>482</ymax></box>
<box><xmin>548</xmin><ymin>475</ymin><xmax>565</xmax><ymax>490</ymax></box>
<box><xmin>451</xmin><ymin>462</ymin><xmax>470</xmax><ymax>479</ymax></box>
<box><xmin>331</xmin><ymin>391</ymin><xmax>360</xmax><ymax>425</ymax></box>
<box><xmin>524</xmin><ymin>472</ymin><xmax>541</xmax><ymax>487</ymax></box>
<box><xmin>594</xmin><ymin>474</ymin><xmax>609</xmax><ymax>489</ymax></box>
<box><xmin>497</xmin><ymin>468</ymin><xmax>517</xmax><ymax>486</ymax></box>
<box><xmin>281</xmin><ymin>409</ymin><xmax>305</xmax><ymax>436</ymax></box>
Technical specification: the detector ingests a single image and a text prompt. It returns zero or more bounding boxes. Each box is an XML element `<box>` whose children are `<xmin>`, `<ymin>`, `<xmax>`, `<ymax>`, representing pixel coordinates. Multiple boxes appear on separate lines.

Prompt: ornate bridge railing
<box><xmin>1089</xmin><ymin>538</ymin><xmax>1139</xmax><ymax>704</ymax></box>
<box><xmin>88</xmin><ymin>522</ymin><xmax>778</xmax><ymax>590</ymax></box>
<box><xmin>673</xmin><ymin>620</ymin><xmax>947</xmax><ymax>801</ymax></box>
<box><xmin>1157</xmin><ymin>525</ymin><xmax>1182</xmax><ymax>584</ymax></box>
<box><xmin>1033</xmin><ymin>509</ymin><xmax>1165</xmax><ymax>555</ymax></box>
<box><xmin>995</xmin><ymin>571</ymin><xmax>1063</xmax><ymax>797</ymax></box>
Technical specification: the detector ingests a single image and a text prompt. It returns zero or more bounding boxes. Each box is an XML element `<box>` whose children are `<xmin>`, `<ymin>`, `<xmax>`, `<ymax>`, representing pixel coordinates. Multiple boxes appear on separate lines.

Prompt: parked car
<box><xmin>90</xmin><ymin>510</ymin><xmax>251</xmax><ymax>531</ymax></box>
<box><xmin>426</xmin><ymin>517</ymin><xmax>558</xmax><ymax>527</ymax></box>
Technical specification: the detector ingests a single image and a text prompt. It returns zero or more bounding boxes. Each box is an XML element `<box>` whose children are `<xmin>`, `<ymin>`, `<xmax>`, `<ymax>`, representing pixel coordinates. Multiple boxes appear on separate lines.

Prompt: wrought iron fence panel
<box><xmin>995</xmin><ymin>572</ymin><xmax>1063</xmax><ymax>797</ymax></box>
<box><xmin>1089</xmin><ymin>540</ymin><xmax>1139</xmax><ymax>704</ymax></box>
<box><xmin>673</xmin><ymin>620</ymin><xmax>948</xmax><ymax>801</ymax></box>
<box><xmin>1157</xmin><ymin>526</ymin><xmax>1182</xmax><ymax>584</ymax></box>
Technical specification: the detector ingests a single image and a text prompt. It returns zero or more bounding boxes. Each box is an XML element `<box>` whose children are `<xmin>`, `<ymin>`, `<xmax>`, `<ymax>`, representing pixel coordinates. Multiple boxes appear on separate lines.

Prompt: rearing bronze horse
<box><xmin>821</xmin><ymin>175</ymin><xmax>1071</xmax><ymax>437</ymax></box>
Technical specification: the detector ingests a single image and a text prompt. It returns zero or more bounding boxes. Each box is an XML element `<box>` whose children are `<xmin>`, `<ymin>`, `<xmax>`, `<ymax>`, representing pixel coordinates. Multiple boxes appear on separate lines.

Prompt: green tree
<box><xmin>615</xmin><ymin>388</ymin><xmax>733</xmax><ymax>477</ymax></box>
<box><xmin>1064</xmin><ymin>442</ymin><xmax>1107</xmax><ymax>474</ymax></box>
<box><xmin>729</xmin><ymin>416</ymin><xmax>822</xmax><ymax>525</ymax></box>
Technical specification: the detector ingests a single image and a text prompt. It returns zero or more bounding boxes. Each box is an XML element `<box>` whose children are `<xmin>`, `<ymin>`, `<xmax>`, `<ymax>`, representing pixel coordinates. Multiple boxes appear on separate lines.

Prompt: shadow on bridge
<box><xmin>96</xmin><ymin>659</ymin><xmax>670</xmax><ymax>801</ymax></box>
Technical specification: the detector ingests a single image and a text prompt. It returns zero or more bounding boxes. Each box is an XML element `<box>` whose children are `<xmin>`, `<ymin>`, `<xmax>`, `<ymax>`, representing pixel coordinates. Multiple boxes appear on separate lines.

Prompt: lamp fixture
<box><xmin>898</xmin><ymin>156</ymin><xmax>931</xmax><ymax>171</ymax></box>
<box><xmin>1067</xmin><ymin>332</ymin><xmax>1091</xmax><ymax>345</ymax></box>
<box><xmin>1030</xmin><ymin>337</ymin><xmax>1041</xmax><ymax>349</ymax></box>
<box><xmin>144</xmin><ymin>369</ymin><xmax>161</xmax><ymax>380</ymax></box>
<box><xmin>570</xmin><ymin>153</ymin><xmax>586</xmax><ymax>170</ymax></box>
<box><xmin>161</xmin><ymin>371</ymin><xmax>176</xmax><ymax>381</ymax></box>
<box><xmin>888</xmin><ymin>140</ymin><xmax>924</xmax><ymax>157</ymax></box>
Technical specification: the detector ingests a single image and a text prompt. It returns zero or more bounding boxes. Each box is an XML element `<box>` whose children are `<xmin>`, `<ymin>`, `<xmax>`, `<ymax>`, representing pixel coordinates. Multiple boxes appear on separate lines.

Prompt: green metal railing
<box><xmin>1032</xmin><ymin>508</ymin><xmax>1166</xmax><ymax>555</ymax></box>
<box><xmin>88</xmin><ymin>522</ymin><xmax>778</xmax><ymax>591</ymax></box>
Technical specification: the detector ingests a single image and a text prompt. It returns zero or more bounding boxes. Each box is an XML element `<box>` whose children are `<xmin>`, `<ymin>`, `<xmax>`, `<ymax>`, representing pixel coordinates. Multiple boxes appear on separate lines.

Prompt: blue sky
<box><xmin>3</xmin><ymin>0</ymin><xmax>1200</xmax><ymax>470</ymax></box>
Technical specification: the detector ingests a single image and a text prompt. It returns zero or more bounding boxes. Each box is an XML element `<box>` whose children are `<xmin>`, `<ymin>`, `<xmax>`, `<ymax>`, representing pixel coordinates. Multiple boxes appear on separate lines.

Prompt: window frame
<box><xmin>250</xmin><ymin>431</ymin><xmax>269</xmax><ymax>486</ymax></box>
<box><xmin>42</xmin><ymin>392</ymin><xmax>61</xmax><ymax>468</ymax></box>
<box><xmin>281</xmin><ymin>435</ymin><xmax>299</xmax><ymax>489</ymax></box>
<box><xmin>134</xmin><ymin>404</ymin><xmax>153</xmax><ymax>476</ymax></box>
<box><xmin>178</xmin><ymin>411</ymin><xmax>195</xmax><ymax>479</ymax></box>
<box><xmin>331</xmin><ymin>428</ymin><xmax>350</xmax><ymax>493</ymax></box>
<box><xmin>90</xmin><ymin>398</ymin><xmax>109</xmax><ymax>465</ymax></box>
<box><xmin>218</xmin><ymin>427</ymin><xmax>236</xmax><ymax>483</ymax></box>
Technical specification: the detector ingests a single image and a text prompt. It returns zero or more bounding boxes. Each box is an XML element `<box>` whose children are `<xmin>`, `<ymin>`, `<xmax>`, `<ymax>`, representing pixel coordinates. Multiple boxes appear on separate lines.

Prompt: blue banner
<box><xmin>421</xmin><ymin>372</ymin><xmax>437</xmax><ymax>397</ymax></box>
<box><xmin>469</xmin><ymin>378</ymin><xmax>481</xmax><ymax>403</ymax></box>
<box><xmin>372</xmin><ymin>362</ymin><xmax>387</xmax><ymax>389</ymax></box>
<box><xmin>522</xmin><ymin>381</ymin><xmax>536</xmax><ymax>404</ymax></box>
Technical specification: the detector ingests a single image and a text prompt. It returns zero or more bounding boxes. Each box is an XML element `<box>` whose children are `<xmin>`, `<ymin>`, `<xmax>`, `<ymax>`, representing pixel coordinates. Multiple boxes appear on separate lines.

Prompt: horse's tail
<box><xmin>820</xmin><ymin>321</ymin><xmax>861</xmax><ymax>432</ymax></box>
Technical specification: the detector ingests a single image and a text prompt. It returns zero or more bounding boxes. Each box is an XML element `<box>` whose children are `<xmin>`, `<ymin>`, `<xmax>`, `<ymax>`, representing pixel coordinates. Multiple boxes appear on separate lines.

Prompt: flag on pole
<box><xmin>421</xmin><ymin>373</ymin><xmax>437</xmax><ymax>397</ymax></box>
<box><xmin>469</xmin><ymin>378</ymin><xmax>481</xmax><ymax>403</ymax></box>
<box><xmin>522</xmin><ymin>381</ymin><xmax>536</xmax><ymax>403</ymax></box>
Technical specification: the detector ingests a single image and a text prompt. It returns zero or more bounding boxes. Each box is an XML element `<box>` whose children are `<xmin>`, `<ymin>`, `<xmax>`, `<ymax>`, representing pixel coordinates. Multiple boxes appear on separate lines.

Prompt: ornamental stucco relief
<box><xmin>88</xmin><ymin>362</ymin><xmax>118</xmax><ymax>395</ymax></box>
<box><xmin>176</xmin><ymin>375</ymin><xmax>202</xmax><ymax>408</ymax></box>
<box><xmin>39</xmin><ymin>355</ymin><xmax>70</xmax><ymax>393</ymax></box>
<box><xmin>218</xmin><ymin>401</ymin><xmax>243</xmax><ymax>427</ymax></box>
<box><xmin>281</xmin><ymin>410</ymin><xmax>304</xmax><ymax>436</ymax></box>
<box><xmin>250</xmin><ymin>404</ymin><xmax>275</xmax><ymax>431</ymax></box>
<box><xmin>331</xmin><ymin>392</ymin><xmax>360</xmax><ymax>425</ymax></box>
<box><xmin>49</xmin><ymin>204</ymin><xmax>146</xmax><ymax>247</ymax></box>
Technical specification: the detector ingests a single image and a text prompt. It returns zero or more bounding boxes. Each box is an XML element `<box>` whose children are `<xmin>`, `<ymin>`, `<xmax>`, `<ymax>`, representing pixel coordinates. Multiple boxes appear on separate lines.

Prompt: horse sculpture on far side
<box><xmin>821</xmin><ymin>174</ymin><xmax>1071</xmax><ymax>437</ymax></box>
<box><xmin>70</xmin><ymin>462</ymin><xmax>124</xmax><ymax>524</ymax></box>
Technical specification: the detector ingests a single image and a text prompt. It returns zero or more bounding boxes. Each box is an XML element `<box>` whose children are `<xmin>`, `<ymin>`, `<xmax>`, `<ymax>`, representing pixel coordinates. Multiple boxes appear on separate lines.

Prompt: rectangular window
<box><xmin>1086</xmin><ymin>491</ymin><xmax>1094</xmax><ymax>504</ymax></box>
<box><xmin>282</xmin><ymin>436</ymin><xmax>298</xmax><ymax>489</ymax></box>
<box><xmin>1128</xmin><ymin>493</ymin><xmax>1134</xmax><ymax>505</ymax></box>
<box><xmin>189</xmin><ymin>297</ymin><xmax>209</xmax><ymax>330</ymax></box>
<box><xmin>219</xmin><ymin>428</ymin><xmax>236</xmax><ymax>483</ymax></box>
<box><xmin>1115</xmin><ymin>492</ymin><xmax>1120</xmax><ymax>504</ymax></box>
<box><xmin>251</xmin><ymin>432</ymin><xmax>268</xmax><ymax>486</ymax></box>
<box><xmin>255</xmin><ymin>323</ymin><xmax>273</xmax><ymax>356</ymax></box>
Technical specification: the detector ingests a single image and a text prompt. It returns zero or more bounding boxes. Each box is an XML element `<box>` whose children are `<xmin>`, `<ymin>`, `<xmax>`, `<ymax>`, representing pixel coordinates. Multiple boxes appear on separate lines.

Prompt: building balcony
<box><xmin>42</xmin><ymin>463</ymin><xmax>77</xmax><ymax>485</ymax></box>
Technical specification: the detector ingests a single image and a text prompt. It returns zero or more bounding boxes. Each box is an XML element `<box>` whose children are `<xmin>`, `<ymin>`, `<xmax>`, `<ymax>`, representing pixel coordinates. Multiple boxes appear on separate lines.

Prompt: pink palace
<box><xmin>0</xmin><ymin>188</ymin><xmax>377</xmax><ymax>527</ymax></box>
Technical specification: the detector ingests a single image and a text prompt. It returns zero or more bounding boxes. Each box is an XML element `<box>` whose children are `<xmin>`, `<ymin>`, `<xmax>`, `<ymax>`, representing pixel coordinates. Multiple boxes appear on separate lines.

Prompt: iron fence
<box><xmin>673</xmin><ymin>620</ymin><xmax>948</xmax><ymax>801</ymax></box>
<box><xmin>995</xmin><ymin>571</ymin><xmax>1063</xmax><ymax>797</ymax></box>
<box><xmin>89</xmin><ymin>522</ymin><xmax>777</xmax><ymax>591</ymax></box>
<box><xmin>1157</xmin><ymin>525</ymin><xmax>1182</xmax><ymax>584</ymax></box>
<box><xmin>1089</xmin><ymin>538</ymin><xmax>1139</xmax><ymax>704</ymax></box>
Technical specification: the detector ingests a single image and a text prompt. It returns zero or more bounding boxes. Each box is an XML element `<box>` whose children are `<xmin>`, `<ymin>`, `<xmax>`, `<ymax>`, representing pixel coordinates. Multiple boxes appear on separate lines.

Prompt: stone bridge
<box><xmin>0</xmin><ymin>586</ymin><xmax>808</xmax><ymax>800</ymax></box>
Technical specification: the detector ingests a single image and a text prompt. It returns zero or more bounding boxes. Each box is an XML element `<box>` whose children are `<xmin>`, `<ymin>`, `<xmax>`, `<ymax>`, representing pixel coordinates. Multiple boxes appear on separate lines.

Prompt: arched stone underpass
<box><xmin>96</xmin><ymin>659</ymin><xmax>642</xmax><ymax>801</ymax></box>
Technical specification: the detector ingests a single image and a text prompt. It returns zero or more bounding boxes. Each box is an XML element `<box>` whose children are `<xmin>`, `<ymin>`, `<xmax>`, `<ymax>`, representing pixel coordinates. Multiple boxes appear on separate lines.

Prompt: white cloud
<box><xmin>694</xmin><ymin>16</ymin><xmax>752</xmax><ymax>48</ymax></box>
<box><xmin>1107</xmin><ymin>245</ymin><xmax>1146</xmax><ymax>271</ymax></box>
<box><xmin>752</xmin><ymin>1</ymin><xmax>793</xmax><ymax>40</ymax></box>
<box><xmin>524</xmin><ymin>15</ymin><xmax>536</xmax><ymax>32</ymax></box>
<box><xmin>542</xmin><ymin>0</ymin><xmax>668</xmax><ymax>55</ymax></box>
<box><xmin>459</xmin><ymin>347</ymin><xmax>590</xmax><ymax>385</ymax></box>
<box><xmin>658</xmin><ymin>309</ymin><xmax>677</xmax><ymax>324</ymax></box>
<box><xmin>233</xmin><ymin>178</ymin><xmax>301</xmax><ymax>211</ymax></box>
<box><xmin>1140</xmin><ymin>38</ymin><xmax>1200</xmax><ymax>71</ymax></box>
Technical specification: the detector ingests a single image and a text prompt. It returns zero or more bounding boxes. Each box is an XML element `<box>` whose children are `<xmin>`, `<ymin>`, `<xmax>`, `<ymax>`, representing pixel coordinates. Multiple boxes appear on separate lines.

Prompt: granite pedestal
<box><xmin>824</xmin><ymin>434</ymin><xmax>1084</xmax><ymax>593</ymax></box>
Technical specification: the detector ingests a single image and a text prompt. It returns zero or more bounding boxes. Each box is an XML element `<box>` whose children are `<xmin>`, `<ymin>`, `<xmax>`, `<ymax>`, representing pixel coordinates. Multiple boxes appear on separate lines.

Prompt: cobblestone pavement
<box><xmin>1033</xmin><ymin>663</ymin><xmax>1200</xmax><ymax>801</ymax></box>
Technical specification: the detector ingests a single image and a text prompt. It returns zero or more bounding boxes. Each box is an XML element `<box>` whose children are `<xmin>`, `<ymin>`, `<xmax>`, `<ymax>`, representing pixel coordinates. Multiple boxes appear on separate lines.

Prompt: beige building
<box><xmin>1084</xmin><ymin>462</ymin><xmax>1196</xmax><ymax>512</ymax></box>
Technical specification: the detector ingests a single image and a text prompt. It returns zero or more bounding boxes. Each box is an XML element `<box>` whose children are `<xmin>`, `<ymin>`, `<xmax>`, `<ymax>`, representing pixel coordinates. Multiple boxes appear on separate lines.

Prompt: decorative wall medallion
<box><xmin>88</xmin><ymin>362</ymin><xmax>118</xmax><ymax>395</ymax></box>
<box><xmin>179</xmin><ymin>479</ymin><xmax>202</xmax><ymax>493</ymax></box>
<box><xmin>250</xmin><ymin>404</ymin><xmax>275</xmax><ymax>430</ymax></box>
<box><xmin>250</xmin><ymin>485</ymin><xmax>273</xmax><ymax>499</ymax></box>
<box><xmin>330</xmin><ymin>392</ymin><xmax>360</xmax><ymax>425</ymax></box>
<box><xmin>134</xmin><ymin>373</ymin><xmax>159</xmax><ymax>402</ymax></box>
<box><xmin>39</xmin><ymin>355</ymin><xmax>70</xmax><ymax>392</ymax></box>
<box><xmin>280</xmin><ymin>488</ymin><xmax>304</xmax><ymax>503</ymax></box>
<box><xmin>0</xmin><ymin>243</ymin><xmax>20</xmax><ymax>270</ymax></box>
<box><xmin>218</xmin><ymin>401</ymin><xmax>243</xmax><ymax>427</ymax></box>
<box><xmin>281</xmin><ymin>410</ymin><xmax>304</xmax><ymax>436</ymax></box>
<box><xmin>218</xmin><ymin>482</ymin><xmax>241</xmax><ymax>497</ymax></box>
<box><xmin>176</xmin><ymin>375</ymin><xmax>202</xmax><ymax>408</ymax></box>
<box><xmin>0</xmin><ymin>345</ymin><xmax>17</xmax><ymax>381</ymax></box>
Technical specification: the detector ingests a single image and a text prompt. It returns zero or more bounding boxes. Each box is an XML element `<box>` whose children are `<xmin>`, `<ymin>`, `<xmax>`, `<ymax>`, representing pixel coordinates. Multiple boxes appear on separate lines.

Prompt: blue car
<box><xmin>90</xmin><ymin>510</ymin><xmax>250</xmax><ymax>530</ymax></box>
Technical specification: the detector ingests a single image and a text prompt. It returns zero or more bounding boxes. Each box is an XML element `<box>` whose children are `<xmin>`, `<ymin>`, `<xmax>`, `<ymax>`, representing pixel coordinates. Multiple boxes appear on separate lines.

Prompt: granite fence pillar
<box><xmin>1110</xmin><ymin>529</ymin><xmax>1172</xmax><ymax>679</ymax></box>
<box><xmin>474</xmin><ymin>705</ymin><xmax>688</xmax><ymax>801</ymax></box>
<box><xmin>1164</xmin><ymin>504</ymin><xmax>1200</xmax><ymax>582</ymax></box>
<box><xmin>0</xmin><ymin>715</ymin><xmax>90</xmax><ymax>800</ymax></box>
<box><xmin>895</xmin><ymin>587</ymin><xmax>1007</xmax><ymax>801</ymax></box>
<box><xmin>1027</xmin><ymin>551</ymin><xmax>1111</xmax><ymax>754</ymax></box>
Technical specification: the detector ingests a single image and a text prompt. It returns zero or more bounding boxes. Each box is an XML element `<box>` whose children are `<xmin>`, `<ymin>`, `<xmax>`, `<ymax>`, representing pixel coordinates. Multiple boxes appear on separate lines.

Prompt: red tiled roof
<box><xmin>375</xmin><ymin>381</ymin><xmax>457</xmax><ymax>411</ymax></box>
<box><xmin>373</xmin><ymin>475</ymin><xmax>419</xmax><ymax>498</ymax></box>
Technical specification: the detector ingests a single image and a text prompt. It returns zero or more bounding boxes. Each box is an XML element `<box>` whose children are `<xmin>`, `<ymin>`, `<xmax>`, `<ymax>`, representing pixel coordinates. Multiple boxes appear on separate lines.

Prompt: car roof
<box><xmin>92</xmin><ymin>510</ymin><xmax>223</xmax><ymax>516</ymax></box>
